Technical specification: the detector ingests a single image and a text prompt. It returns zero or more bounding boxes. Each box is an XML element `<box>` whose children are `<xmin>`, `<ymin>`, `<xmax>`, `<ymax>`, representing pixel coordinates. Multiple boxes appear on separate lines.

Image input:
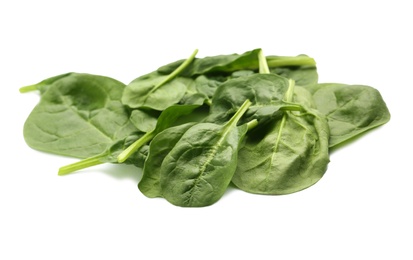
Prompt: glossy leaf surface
<box><xmin>158</xmin><ymin>49</ymin><xmax>316</xmax><ymax>77</ymax></box>
<box><xmin>23</xmin><ymin>73</ymin><xmax>137</xmax><ymax>159</ymax></box>
<box><xmin>159</xmin><ymin>100</ymin><xmax>251</xmax><ymax>207</ymax></box>
<box><xmin>233</xmin><ymin>109</ymin><xmax>330</xmax><ymax>194</ymax></box>
<box><xmin>122</xmin><ymin>72</ymin><xmax>190</xmax><ymax>110</ymax></box>
<box><xmin>207</xmin><ymin>74</ymin><xmax>290</xmax><ymax>125</ymax></box>
<box><xmin>306</xmin><ymin>83</ymin><xmax>391</xmax><ymax>147</ymax></box>
<box><xmin>139</xmin><ymin>123</ymin><xmax>196</xmax><ymax>198</ymax></box>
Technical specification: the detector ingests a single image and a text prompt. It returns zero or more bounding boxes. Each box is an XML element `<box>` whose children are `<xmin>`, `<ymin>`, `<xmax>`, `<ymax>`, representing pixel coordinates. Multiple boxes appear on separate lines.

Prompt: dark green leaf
<box><xmin>232</xmin><ymin>80</ymin><xmax>329</xmax><ymax>195</ymax></box>
<box><xmin>159</xmin><ymin>100</ymin><xmax>251</xmax><ymax>207</ymax></box>
<box><xmin>271</xmin><ymin>65</ymin><xmax>318</xmax><ymax>86</ymax></box>
<box><xmin>130</xmin><ymin>109</ymin><xmax>159</xmax><ymax>133</ymax></box>
<box><xmin>306</xmin><ymin>83</ymin><xmax>391</xmax><ymax>148</ymax></box>
<box><xmin>122</xmin><ymin>72</ymin><xmax>191</xmax><ymax>110</ymax></box>
<box><xmin>19</xmin><ymin>72</ymin><xmax>72</xmax><ymax>94</ymax></box>
<box><xmin>23</xmin><ymin>73</ymin><xmax>137</xmax><ymax>159</ymax></box>
<box><xmin>139</xmin><ymin>123</ymin><xmax>197</xmax><ymax>198</ymax></box>
<box><xmin>233</xmin><ymin>108</ymin><xmax>330</xmax><ymax>195</ymax></box>
<box><xmin>117</xmin><ymin>104</ymin><xmax>204</xmax><ymax>163</ymax></box>
<box><xmin>158</xmin><ymin>50</ymin><xmax>316</xmax><ymax>77</ymax></box>
<box><xmin>207</xmin><ymin>74</ymin><xmax>290</xmax><ymax>124</ymax></box>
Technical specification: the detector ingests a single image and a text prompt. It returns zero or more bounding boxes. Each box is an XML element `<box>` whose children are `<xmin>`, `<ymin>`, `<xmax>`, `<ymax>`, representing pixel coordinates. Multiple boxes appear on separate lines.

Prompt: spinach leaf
<box><xmin>117</xmin><ymin>104</ymin><xmax>203</xmax><ymax>163</ymax></box>
<box><xmin>180</xmin><ymin>75</ymin><xmax>227</xmax><ymax>105</ymax></box>
<box><xmin>19</xmin><ymin>72</ymin><xmax>73</xmax><ymax>94</ymax></box>
<box><xmin>129</xmin><ymin>109</ymin><xmax>159</xmax><ymax>133</ymax></box>
<box><xmin>159</xmin><ymin>100</ymin><xmax>251</xmax><ymax>207</ymax></box>
<box><xmin>266</xmin><ymin>55</ymin><xmax>316</xmax><ymax>67</ymax></box>
<box><xmin>59</xmin><ymin>103</ymin><xmax>205</xmax><ymax>175</ymax></box>
<box><xmin>121</xmin><ymin>72</ymin><xmax>189</xmax><ymax>110</ymax></box>
<box><xmin>23</xmin><ymin>73</ymin><xmax>138</xmax><ymax>159</ymax></box>
<box><xmin>139</xmin><ymin>122</ymin><xmax>197</xmax><ymax>198</ymax></box>
<box><xmin>58</xmin><ymin>132</ymin><xmax>149</xmax><ymax>175</ymax></box>
<box><xmin>306</xmin><ymin>83</ymin><xmax>391</xmax><ymax>148</ymax></box>
<box><xmin>271</xmin><ymin>65</ymin><xmax>318</xmax><ymax>86</ymax></box>
<box><xmin>232</xmin><ymin>81</ymin><xmax>330</xmax><ymax>195</ymax></box>
<box><xmin>122</xmin><ymin>50</ymin><xmax>198</xmax><ymax>110</ymax></box>
<box><xmin>157</xmin><ymin>49</ymin><xmax>316</xmax><ymax>77</ymax></box>
<box><xmin>157</xmin><ymin>49</ymin><xmax>261</xmax><ymax>76</ymax></box>
<box><xmin>206</xmin><ymin>73</ymin><xmax>292</xmax><ymax>125</ymax></box>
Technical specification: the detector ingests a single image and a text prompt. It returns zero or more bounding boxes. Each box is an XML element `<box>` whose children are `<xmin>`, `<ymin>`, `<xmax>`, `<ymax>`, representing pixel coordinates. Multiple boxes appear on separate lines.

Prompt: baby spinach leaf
<box><xmin>23</xmin><ymin>73</ymin><xmax>138</xmax><ymax>159</ymax></box>
<box><xmin>129</xmin><ymin>109</ymin><xmax>160</xmax><ymax>133</ymax></box>
<box><xmin>117</xmin><ymin>104</ymin><xmax>203</xmax><ymax>163</ymax></box>
<box><xmin>206</xmin><ymin>73</ymin><xmax>291</xmax><ymax>125</ymax></box>
<box><xmin>271</xmin><ymin>65</ymin><xmax>318</xmax><ymax>86</ymax></box>
<box><xmin>159</xmin><ymin>100</ymin><xmax>251</xmax><ymax>207</ymax></box>
<box><xmin>180</xmin><ymin>75</ymin><xmax>227</xmax><ymax>105</ymax></box>
<box><xmin>157</xmin><ymin>49</ymin><xmax>316</xmax><ymax>77</ymax></box>
<box><xmin>232</xmin><ymin>81</ymin><xmax>330</xmax><ymax>195</ymax></box>
<box><xmin>233</xmin><ymin>109</ymin><xmax>330</xmax><ymax>194</ymax></box>
<box><xmin>19</xmin><ymin>72</ymin><xmax>73</xmax><ymax>94</ymax></box>
<box><xmin>293</xmin><ymin>86</ymin><xmax>317</xmax><ymax>109</ymax></box>
<box><xmin>157</xmin><ymin>49</ymin><xmax>262</xmax><ymax>76</ymax></box>
<box><xmin>58</xmin><ymin>132</ymin><xmax>149</xmax><ymax>175</ymax></box>
<box><xmin>122</xmin><ymin>50</ymin><xmax>198</xmax><ymax>110</ymax></box>
<box><xmin>122</xmin><ymin>72</ymin><xmax>189</xmax><ymax>110</ymax></box>
<box><xmin>306</xmin><ymin>83</ymin><xmax>391</xmax><ymax>148</ymax></box>
<box><xmin>139</xmin><ymin>123</ymin><xmax>197</xmax><ymax>198</ymax></box>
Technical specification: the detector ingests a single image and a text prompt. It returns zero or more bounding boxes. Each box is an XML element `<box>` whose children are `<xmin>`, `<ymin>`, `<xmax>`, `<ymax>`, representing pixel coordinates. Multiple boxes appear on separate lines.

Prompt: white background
<box><xmin>1</xmin><ymin>0</ymin><xmax>411</xmax><ymax>259</ymax></box>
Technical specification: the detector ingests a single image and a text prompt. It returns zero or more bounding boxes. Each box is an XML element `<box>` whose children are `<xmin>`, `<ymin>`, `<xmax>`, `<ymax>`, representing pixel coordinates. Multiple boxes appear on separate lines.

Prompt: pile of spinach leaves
<box><xmin>21</xmin><ymin>48</ymin><xmax>390</xmax><ymax>207</ymax></box>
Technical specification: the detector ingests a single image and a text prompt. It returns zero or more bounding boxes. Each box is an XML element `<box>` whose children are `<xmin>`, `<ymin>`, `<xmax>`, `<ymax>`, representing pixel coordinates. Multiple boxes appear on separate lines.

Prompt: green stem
<box><xmin>19</xmin><ymin>73</ymin><xmax>72</xmax><ymax>93</ymax></box>
<box><xmin>226</xmin><ymin>99</ymin><xmax>252</xmax><ymax>129</ymax></box>
<box><xmin>153</xmin><ymin>49</ymin><xmax>198</xmax><ymax>92</ymax></box>
<box><xmin>280</xmin><ymin>103</ymin><xmax>303</xmax><ymax>112</ymax></box>
<box><xmin>117</xmin><ymin>131</ymin><xmax>155</xmax><ymax>163</ymax></box>
<box><xmin>247</xmin><ymin>119</ymin><xmax>258</xmax><ymax>130</ymax></box>
<box><xmin>58</xmin><ymin>154</ymin><xmax>105</xmax><ymax>176</ymax></box>
<box><xmin>19</xmin><ymin>84</ymin><xmax>39</xmax><ymax>93</ymax></box>
<box><xmin>284</xmin><ymin>79</ymin><xmax>296</xmax><ymax>102</ymax></box>
<box><xmin>267</xmin><ymin>55</ymin><xmax>316</xmax><ymax>67</ymax></box>
<box><xmin>258</xmin><ymin>49</ymin><xmax>270</xmax><ymax>74</ymax></box>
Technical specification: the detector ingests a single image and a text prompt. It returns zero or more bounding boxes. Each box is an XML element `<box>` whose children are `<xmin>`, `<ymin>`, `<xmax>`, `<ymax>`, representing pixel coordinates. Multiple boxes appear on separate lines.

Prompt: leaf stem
<box><xmin>19</xmin><ymin>73</ymin><xmax>72</xmax><ymax>93</ymax></box>
<box><xmin>267</xmin><ymin>55</ymin><xmax>316</xmax><ymax>67</ymax></box>
<box><xmin>153</xmin><ymin>49</ymin><xmax>198</xmax><ymax>91</ymax></box>
<box><xmin>19</xmin><ymin>84</ymin><xmax>38</xmax><ymax>93</ymax></box>
<box><xmin>247</xmin><ymin>119</ymin><xmax>258</xmax><ymax>130</ymax></box>
<box><xmin>284</xmin><ymin>79</ymin><xmax>296</xmax><ymax>102</ymax></box>
<box><xmin>226</xmin><ymin>99</ymin><xmax>252</xmax><ymax>129</ymax></box>
<box><xmin>117</xmin><ymin>131</ymin><xmax>155</xmax><ymax>163</ymax></box>
<box><xmin>280</xmin><ymin>104</ymin><xmax>303</xmax><ymax>112</ymax></box>
<box><xmin>258</xmin><ymin>49</ymin><xmax>270</xmax><ymax>74</ymax></box>
<box><xmin>58</xmin><ymin>154</ymin><xmax>105</xmax><ymax>175</ymax></box>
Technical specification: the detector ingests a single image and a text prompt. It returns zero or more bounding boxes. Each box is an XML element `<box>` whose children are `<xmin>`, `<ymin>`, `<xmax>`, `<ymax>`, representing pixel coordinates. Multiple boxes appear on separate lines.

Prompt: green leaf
<box><xmin>306</xmin><ymin>83</ymin><xmax>391</xmax><ymax>148</ymax></box>
<box><xmin>23</xmin><ymin>73</ymin><xmax>137</xmax><ymax>159</ymax></box>
<box><xmin>129</xmin><ymin>109</ymin><xmax>159</xmax><ymax>133</ymax></box>
<box><xmin>139</xmin><ymin>123</ymin><xmax>197</xmax><ymax>198</ymax></box>
<box><xmin>122</xmin><ymin>72</ymin><xmax>189</xmax><ymax>110</ymax></box>
<box><xmin>117</xmin><ymin>104</ymin><xmax>203</xmax><ymax>163</ymax></box>
<box><xmin>271</xmin><ymin>64</ymin><xmax>318</xmax><ymax>86</ymax></box>
<box><xmin>19</xmin><ymin>73</ymin><xmax>72</xmax><ymax>94</ymax></box>
<box><xmin>233</xmin><ymin>109</ymin><xmax>330</xmax><ymax>194</ymax></box>
<box><xmin>158</xmin><ymin>49</ymin><xmax>316</xmax><ymax>77</ymax></box>
<box><xmin>157</xmin><ymin>49</ymin><xmax>262</xmax><ymax>76</ymax></box>
<box><xmin>207</xmin><ymin>73</ymin><xmax>291</xmax><ymax>125</ymax></box>
<box><xmin>122</xmin><ymin>50</ymin><xmax>198</xmax><ymax>110</ymax></box>
<box><xmin>58</xmin><ymin>132</ymin><xmax>149</xmax><ymax>175</ymax></box>
<box><xmin>159</xmin><ymin>100</ymin><xmax>251</xmax><ymax>207</ymax></box>
<box><xmin>232</xmin><ymin>81</ymin><xmax>330</xmax><ymax>195</ymax></box>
